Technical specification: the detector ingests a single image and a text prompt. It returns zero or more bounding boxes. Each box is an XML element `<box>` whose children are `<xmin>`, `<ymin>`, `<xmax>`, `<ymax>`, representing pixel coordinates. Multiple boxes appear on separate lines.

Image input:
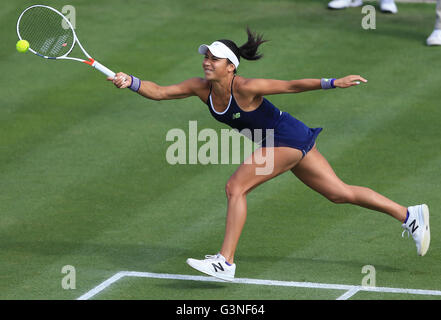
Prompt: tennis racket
<box><xmin>17</xmin><ymin>4</ymin><xmax>115</xmax><ymax>79</ymax></box>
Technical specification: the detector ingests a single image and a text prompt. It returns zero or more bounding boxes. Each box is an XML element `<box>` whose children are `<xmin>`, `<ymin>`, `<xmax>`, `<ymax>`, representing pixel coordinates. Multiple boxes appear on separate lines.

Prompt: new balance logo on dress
<box><xmin>232</xmin><ymin>112</ymin><xmax>240</xmax><ymax>119</ymax></box>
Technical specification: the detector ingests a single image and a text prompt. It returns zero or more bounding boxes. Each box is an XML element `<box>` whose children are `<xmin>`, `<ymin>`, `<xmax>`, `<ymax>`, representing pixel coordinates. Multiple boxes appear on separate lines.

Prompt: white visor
<box><xmin>198</xmin><ymin>41</ymin><xmax>240</xmax><ymax>69</ymax></box>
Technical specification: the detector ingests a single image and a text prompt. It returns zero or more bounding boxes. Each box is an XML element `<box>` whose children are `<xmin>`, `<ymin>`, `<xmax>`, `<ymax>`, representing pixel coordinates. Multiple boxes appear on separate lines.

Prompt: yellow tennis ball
<box><xmin>16</xmin><ymin>40</ymin><xmax>29</xmax><ymax>53</ymax></box>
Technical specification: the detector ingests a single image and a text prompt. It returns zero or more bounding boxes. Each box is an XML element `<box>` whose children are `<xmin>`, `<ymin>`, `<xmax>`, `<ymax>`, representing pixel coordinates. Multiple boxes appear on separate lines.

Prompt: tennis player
<box><xmin>108</xmin><ymin>28</ymin><xmax>430</xmax><ymax>281</ymax></box>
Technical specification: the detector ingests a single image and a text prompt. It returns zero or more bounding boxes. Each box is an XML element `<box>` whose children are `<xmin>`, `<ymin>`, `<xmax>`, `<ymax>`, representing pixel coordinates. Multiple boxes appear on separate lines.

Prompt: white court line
<box><xmin>77</xmin><ymin>272</ymin><xmax>126</xmax><ymax>300</ymax></box>
<box><xmin>336</xmin><ymin>287</ymin><xmax>362</xmax><ymax>300</ymax></box>
<box><xmin>77</xmin><ymin>271</ymin><xmax>441</xmax><ymax>300</ymax></box>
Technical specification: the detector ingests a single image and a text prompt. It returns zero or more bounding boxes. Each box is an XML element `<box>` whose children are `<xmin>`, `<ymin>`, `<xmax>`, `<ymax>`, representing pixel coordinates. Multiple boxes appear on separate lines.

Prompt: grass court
<box><xmin>1</xmin><ymin>0</ymin><xmax>440</xmax><ymax>300</ymax></box>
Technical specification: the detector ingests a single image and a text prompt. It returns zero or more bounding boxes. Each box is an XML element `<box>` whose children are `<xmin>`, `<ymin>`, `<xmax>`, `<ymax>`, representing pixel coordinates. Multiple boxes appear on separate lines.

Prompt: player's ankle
<box><xmin>219</xmin><ymin>252</ymin><xmax>234</xmax><ymax>265</ymax></box>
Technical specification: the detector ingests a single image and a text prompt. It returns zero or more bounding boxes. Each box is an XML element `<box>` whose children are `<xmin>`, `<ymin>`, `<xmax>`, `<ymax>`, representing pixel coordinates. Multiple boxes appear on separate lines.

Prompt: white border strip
<box><xmin>77</xmin><ymin>271</ymin><xmax>441</xmax><ymax>300</ymax></box>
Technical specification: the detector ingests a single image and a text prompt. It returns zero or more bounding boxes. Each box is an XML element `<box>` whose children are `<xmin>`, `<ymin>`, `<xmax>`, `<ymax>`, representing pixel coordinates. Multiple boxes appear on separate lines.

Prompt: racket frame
<box><xmin>17</xmin><ymin>5</ymin><xmax>115</xmax><ymax>78</ymax></box>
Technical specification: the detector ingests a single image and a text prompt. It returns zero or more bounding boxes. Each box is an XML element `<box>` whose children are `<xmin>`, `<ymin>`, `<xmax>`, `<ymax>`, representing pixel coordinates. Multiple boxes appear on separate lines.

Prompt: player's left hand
<box><xmin>334</xmin><ymin>75</ymin><xmax>367</xmax><ymax>88</ymax></box>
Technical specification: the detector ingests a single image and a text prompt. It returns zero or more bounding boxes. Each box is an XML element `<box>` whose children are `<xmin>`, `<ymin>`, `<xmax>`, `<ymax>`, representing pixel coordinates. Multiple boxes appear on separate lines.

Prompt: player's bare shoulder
<box><xmin>189</xmin><ymin>77</ymin><xmax>211</xmax><ymax>102</ymax></box>
<box><xmin>233</xmin><ymin>76</ymin><xmax>256</xmax><ymax>95</ymax></box>
<box><xmin>189</xmin><ymin>77</ymin><xmax>210</xmax><ymax>90</ymax></box>
<box><xmin>232</xmin><ymin>75</ymin><xmax>262</xmax><ymax>102</ymax></box>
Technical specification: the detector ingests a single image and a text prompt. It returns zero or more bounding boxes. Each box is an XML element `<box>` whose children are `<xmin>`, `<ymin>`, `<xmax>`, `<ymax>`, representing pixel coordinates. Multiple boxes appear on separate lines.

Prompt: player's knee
<box><xmin>225</xmin><ymin>180</ymin><xmax>246</xmax><ymax>200</ymax></box>
<box><xmin>326</xmin><ymin>187</ymin><xmax>354</xmax><ymax>204</ymax></box>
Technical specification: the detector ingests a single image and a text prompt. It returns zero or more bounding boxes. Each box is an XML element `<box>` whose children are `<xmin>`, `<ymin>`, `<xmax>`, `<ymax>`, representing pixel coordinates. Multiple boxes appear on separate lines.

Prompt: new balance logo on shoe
<box><xmin>212</xmin><ymin>262</ymin><xmax>224</xmax><ymax>272</ymax></box>
<box><xmin>409</xmin><ymin>219</ymin><xmax>419</xmax><ymax>234</ymax></box>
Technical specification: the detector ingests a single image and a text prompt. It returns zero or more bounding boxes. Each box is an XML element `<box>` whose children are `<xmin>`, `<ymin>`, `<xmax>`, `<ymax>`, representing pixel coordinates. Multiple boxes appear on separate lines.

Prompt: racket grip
<box><xmin>91</xmin><ymin>60</ymin><xmax>116</xmax><ymax>78</ymax></box>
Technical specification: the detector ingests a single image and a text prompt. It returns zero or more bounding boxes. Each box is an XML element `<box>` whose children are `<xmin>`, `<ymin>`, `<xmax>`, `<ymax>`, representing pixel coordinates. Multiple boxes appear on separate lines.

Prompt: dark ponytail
<box><xmin>238</xmin><ymin>27</ymin><xmax>267</xmax><ymax>61</ymax></box>
<box><xmin>217</xmin><ymin>27</ymin><xmax>268</xmax><ymax>71</ymax></box>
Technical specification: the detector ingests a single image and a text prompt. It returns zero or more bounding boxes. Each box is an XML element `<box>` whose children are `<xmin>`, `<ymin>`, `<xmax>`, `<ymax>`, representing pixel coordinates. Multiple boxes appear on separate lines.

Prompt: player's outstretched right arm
<box><xmin>107</xmin><ymin>72</ymin><xmax>205</xmax><ymax>101</ymax></box>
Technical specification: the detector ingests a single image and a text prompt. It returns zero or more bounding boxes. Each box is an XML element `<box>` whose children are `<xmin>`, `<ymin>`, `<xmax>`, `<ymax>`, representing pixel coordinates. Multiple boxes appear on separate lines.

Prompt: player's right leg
<box><xmin>186</xmin><ymin>146</ymin><xmax>303</xmax><ymax>281</ymax></box>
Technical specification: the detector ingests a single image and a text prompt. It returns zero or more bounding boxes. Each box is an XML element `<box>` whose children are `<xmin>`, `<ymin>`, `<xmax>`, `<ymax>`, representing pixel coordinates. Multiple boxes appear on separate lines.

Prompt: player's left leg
<box><xmin>291</xmin><ymin>144</ymin><xmax>430</xmax><ymax>256</ymax></box>
<box><xmin>291</xmin><ymin>144</ymin><xmax>407</xmax><ymax>221</ymax></box>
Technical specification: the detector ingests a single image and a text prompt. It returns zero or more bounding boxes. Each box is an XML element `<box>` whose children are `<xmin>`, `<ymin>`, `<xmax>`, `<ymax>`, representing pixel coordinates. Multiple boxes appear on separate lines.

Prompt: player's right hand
<box><xmin>107</xmin><ymin>72</ymin><xmax>132</xmax><ymax>89</ymax></box>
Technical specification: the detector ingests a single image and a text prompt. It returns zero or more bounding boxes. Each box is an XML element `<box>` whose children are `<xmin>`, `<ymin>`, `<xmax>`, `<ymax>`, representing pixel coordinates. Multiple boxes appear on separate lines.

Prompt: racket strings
<box><xmin>18</xmin><ymin>6</ymin><xmax>74</xmax><ymax>58</ymax></box>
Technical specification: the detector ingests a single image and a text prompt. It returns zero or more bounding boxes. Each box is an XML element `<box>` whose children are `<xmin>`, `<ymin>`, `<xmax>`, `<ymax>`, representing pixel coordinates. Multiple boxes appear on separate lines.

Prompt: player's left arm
<box><xmin>240</xmin><ymin>75</ymin><xmax>367</xmax><ymax>96</ymax></box>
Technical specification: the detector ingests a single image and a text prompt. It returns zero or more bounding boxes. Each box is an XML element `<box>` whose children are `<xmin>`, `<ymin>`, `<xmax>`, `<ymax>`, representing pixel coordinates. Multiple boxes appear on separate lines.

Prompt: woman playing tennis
<box><xmin>109</xmin><ymin>28</ymin><xmax>430</xmax><ymax>281</ymax></box>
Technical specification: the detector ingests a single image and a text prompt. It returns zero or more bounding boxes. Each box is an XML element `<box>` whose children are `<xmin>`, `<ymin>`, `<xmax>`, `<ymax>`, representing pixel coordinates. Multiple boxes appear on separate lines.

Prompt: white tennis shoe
<box><xmin>427</xmin><ymin>29</ymin><xmax>441</xmax><ymax>46</ymax></box>
<box><xmin>402</xmin><ymin>204</ymin><xmax>430</xmax><ymax>256</ymax></box>
<box><xmin>380</xmin><ymin>0</ymin><xmax>398</xmax><ymax>14</ymax></box>
<box><xmin>328</xmin><ymin>0</ymin><xmax>363</xmax><ymax>10</ymax></box>
<box><xmin>186</xmin><ymin>253</ymin><xmax>236</xmax><ymax>282</ymax></box>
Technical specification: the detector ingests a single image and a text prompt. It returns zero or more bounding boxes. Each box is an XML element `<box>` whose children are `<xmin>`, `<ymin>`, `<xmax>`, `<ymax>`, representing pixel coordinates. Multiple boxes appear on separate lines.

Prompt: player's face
<box><xmin>202</xmin><ymin>50</ymin><xmax>232</xmax><ymax>80</ymax></box>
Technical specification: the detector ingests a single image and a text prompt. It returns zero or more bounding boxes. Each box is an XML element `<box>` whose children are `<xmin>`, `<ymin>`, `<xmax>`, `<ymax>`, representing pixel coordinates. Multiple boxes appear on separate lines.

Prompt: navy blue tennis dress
<box><xmin>206</xmin><ymin>76</ymin><xmax>322</xmax><ymax>157</ymax></box>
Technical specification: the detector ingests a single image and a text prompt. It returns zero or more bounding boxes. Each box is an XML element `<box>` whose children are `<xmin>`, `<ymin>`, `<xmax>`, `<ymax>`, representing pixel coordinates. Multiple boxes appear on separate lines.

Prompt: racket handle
<box><xmin>91</xmin><ymin>60</ymin><xmax>116</xmax><ymax>78</ymax></box>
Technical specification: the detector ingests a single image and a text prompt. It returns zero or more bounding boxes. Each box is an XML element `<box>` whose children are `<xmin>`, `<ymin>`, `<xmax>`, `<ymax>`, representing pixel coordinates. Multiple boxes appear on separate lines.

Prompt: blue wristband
<box><xmin>129</xmin><ymin>75</ymin><xmax>141</xmax><ymax>92</ymax></box>
<box><xmin>321</xmin><ymin>78</ymin><xmax>336</xmax><ymax>89</ymax></box>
